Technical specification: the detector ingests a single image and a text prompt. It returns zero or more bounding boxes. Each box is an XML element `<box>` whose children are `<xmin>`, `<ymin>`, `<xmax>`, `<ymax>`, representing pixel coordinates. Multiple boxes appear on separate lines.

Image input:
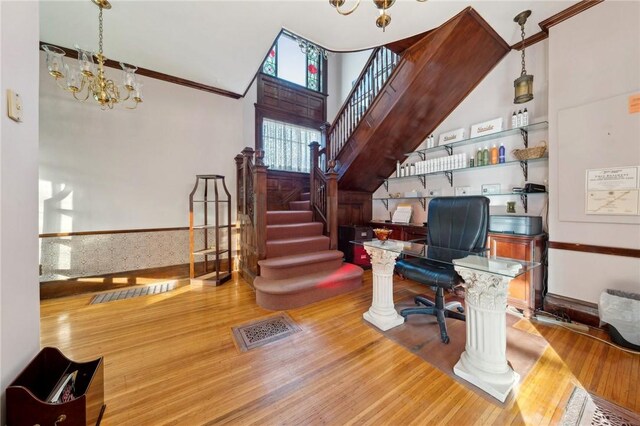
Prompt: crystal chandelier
<box><xmin>329</xmin><ymin>0</ymin><xmax>427</xmax><ymax>31</ymax></box>
<box><xmin>42</xmin><ymin>0</ymin><xmax>142</xmax><ymax>110</ymax></box>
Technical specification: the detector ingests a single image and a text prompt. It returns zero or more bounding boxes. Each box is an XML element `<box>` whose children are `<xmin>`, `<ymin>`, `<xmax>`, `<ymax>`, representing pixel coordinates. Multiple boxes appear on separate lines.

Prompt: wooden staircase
<box><xmin>254</xmin><ymin>193</ymin><xmax>363</xmax><ymax>310</ymax></box>
<box><xmin>236</xmin><ymin>6</ymin><xmax>511</xmax><ymax>308</ymax></box>
<box><xmin>326</xmin><ymin>7</ymin><xmax>511</xmax><ymax>193</ymax></box>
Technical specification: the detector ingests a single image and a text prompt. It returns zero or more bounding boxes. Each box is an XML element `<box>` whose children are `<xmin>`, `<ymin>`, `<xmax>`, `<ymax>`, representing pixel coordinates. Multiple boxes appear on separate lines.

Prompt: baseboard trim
<box><xmin>543</xmin><ymin>293</ymin><xmax>600</xmax><ymax>327</ymax></box>
<box><xmin>40</xmin><ymin>260</ymin><xmax>234</xmax><ymax>300</ymax></box>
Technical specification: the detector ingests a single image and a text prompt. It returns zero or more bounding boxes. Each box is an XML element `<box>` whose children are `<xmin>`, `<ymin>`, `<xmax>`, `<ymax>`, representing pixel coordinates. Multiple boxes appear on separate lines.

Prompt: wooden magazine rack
<box><xmin>7</xmin><ymin>347</ymin><xmax>105</xmax><ymax>426</ymax></box>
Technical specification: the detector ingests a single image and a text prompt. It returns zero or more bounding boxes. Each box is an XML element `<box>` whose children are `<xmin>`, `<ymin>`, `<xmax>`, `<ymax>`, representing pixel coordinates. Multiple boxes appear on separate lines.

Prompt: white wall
<box><xmin>339</xmin><ymin>50</ymin><xmax>373</xmax><ymax>103</ymax></box>
<box><xmin>242</xmin><ymin>77</ymin><xmax>258</xmax><ymax>149</ymax></box>
<box><xmin>40</xmin><ymin>55</ymin><xmax>245</xmax><ymax>233</ymax></box>
<box><xmin>1</xmin><ymin>1</ymin><xmax>41</xmax><ymax>420</ymax></box>
<box><xmin>373</xmin><ymin>41</ymin><xmax>549</xmax><ymax>224</ymax></box>
<box><xmin>547</xmin><ymin>1</ymin><xmax>640</xmax><ymax>303</ymax></box>
<box><xmin>326</xmin><ymin>52</ymin><xmax>342</xmax><ymax>123</ymax></box>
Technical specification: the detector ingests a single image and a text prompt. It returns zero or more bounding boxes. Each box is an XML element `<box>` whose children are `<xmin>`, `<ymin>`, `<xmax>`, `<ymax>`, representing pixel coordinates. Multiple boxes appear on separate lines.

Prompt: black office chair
<box><xmin>395</xmin><ymin>196</ymin><xmax>490</xmax><ymax>344</ymax></box>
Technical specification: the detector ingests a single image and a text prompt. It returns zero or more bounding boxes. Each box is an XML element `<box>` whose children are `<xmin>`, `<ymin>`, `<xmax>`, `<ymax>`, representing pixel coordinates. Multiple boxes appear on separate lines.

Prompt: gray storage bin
<box><xmin>489</xmin><ymin>215</ymin><xmax>543</xmax><ymax>235</ymax></box>
<box><xmin>599</xmin><ymin>289</ymin><xmax>640</xmax><ymax>350</ymax></box>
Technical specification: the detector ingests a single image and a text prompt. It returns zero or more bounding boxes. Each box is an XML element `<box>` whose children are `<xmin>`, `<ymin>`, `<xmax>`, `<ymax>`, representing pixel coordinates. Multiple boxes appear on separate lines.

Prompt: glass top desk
<box><xmin>352</xmin><ymin>238</ymin><xmax>541</xmax><ymax>402</ymax></box>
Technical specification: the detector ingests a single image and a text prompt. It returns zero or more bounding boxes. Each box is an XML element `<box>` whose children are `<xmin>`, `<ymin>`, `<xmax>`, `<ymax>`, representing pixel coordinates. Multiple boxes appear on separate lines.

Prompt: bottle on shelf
<box><xmin>476</xmin><ymin>148</ymin><xmax>483</xmax><ymax>166</ymax></box>
<box><xmin>410</xmin><ymin>164</ymin><xmax>415</xmax><ymax>176</ymax></box>
<box><xmin>511</xmin><ymin>111</ymin><xmax>517</xmax><ymax>129</ymax></box>
<box><xmin>499</xmin><ymin>143</ymin><xmax>506</xmax><ymax>164</ymax></box>
<box><xmin>396</xmin><ymin>161</ymin><xmax>401</xmax><ymax>177</ymax></box>
<box><xmin>482</xmin><ymin>146</ymin><xmax>489</xmax><ymax>166</ymax></box>
<box><xmin>517</xmin><ymin>110</ymin><xmax>523</xmax><ymax>127</ymax></box>
<box><xmin>490</xmin><ymin>144</ymin><xmax>498</xmax><ymax>165</ymax></box>
<box><xmin>523</xmin><ymin>108</ymin><xmax>529</xmax><ymax>126</ymax></box>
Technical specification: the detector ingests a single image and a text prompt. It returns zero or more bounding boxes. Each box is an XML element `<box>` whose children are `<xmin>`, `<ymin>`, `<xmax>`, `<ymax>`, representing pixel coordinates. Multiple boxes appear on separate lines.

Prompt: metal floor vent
<box><xmin>90</xmin><ymin>281</ymin><xmax>177</xmax><ymax>304</ymax></box>
<box><xmin>231</xmin><ymin>313</ymin><xmax>302</xmax><ymax>352</ymax></box>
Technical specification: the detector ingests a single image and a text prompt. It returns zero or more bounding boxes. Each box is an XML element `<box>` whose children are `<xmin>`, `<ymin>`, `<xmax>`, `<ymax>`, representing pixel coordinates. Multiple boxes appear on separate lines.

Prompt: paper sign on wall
<box><xmin>585</xmin><ymin>166</ymin><xmax>640</xmax><ymax>215</ymax></box>
<box><xmin>629</xmin><ymin>94</ymin><xmax>640</xmax><ymax>114</ymax></box>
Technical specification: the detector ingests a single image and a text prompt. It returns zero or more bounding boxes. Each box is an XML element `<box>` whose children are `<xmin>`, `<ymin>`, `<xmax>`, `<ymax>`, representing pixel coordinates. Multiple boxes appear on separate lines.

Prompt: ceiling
<box><xmin>40</xmin><ymin>1</ymin><xmax>577</xmax><ymax>95</ymax></box>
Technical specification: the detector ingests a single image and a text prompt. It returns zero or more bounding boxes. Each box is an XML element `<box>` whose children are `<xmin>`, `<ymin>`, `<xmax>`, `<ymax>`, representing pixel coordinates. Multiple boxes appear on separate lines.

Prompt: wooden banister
<box><xmin>309</xmin><ymin>142</ymin><xmax>337</xmax><ymax>249</ymax></box>
<box><xmin>326</xmin><ymin>47</ymin><xmax>400</xmax><ymax>166</ymax></box>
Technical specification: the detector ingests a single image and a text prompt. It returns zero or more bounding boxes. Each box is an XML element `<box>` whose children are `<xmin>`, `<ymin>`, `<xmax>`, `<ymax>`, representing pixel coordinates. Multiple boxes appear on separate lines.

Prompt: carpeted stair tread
<box><xmin>266</xmin><ymin>235</ymin><xmax>330</xmax><ymax>259</ymax></box>
<box><xmin>266</xmin><ymin>222</ymin><xmax>324</xmax><ymax>240</ymax></box>
<box><xmin>255</xmin><ymin>263</ymin><xmax>363</xmax><ymax>294</ymax></box>
<box><xmin>267</xmin><ymin>210</ymin><xmax>313</xmax><ymax>225</ymax></box>
<box><xmin>259</xmin><ymin>250</ymin><xmax>343</xmax><ymax>269</ymax></box>
<box><xmin>289</xmin><ymin>200</ymin><xmax>311</xmax><ymax>211</ymax></box>
<box><xmin>258</xmin><ymin>250</ymin><xmax>344</xmax><ymax>280</ymax></box>
<box><xmin>299</xmin><ymin>192</ymin><xmax>310</xmax><ymax>201</ymax></box>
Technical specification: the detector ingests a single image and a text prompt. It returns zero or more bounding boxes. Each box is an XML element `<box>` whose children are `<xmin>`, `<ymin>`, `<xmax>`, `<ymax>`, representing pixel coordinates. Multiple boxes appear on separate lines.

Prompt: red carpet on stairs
<box><xmin>254</xmin><ymin>194</ymin><xmax>364</xmax><ymax>310</ymax></box>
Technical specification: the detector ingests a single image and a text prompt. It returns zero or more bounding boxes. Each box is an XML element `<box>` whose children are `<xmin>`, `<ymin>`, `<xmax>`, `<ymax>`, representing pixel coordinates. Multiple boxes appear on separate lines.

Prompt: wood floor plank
<box><xmin>39</xmin><ymin>270</ymin><xmax>640</xmax><ymax>425</ymax></box>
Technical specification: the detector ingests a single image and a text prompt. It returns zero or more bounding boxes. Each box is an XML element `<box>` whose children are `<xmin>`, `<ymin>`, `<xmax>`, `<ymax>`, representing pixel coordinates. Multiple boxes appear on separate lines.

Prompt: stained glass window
<box><xmin>262</xmin><ymin>45</ymin><xmax>277</xmax><ymax>77</ymax></box>
<box><xmin>306</xmin><ymin>50</ymin><xmax>320</xmax><ymax>91</ymax></box>
<box><xmin>262</xmin><ymin>118</ymin><xmax>321</xmax><ymax>173</ymax></box>
<box><xmin>261</xmin><ymin>32</ymin><xmax>324</xmax><ymax>92</ymax></box>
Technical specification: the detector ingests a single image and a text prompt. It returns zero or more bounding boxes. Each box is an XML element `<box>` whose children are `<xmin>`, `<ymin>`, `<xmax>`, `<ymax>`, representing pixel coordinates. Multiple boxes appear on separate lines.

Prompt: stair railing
<box><xmin>235</xmin><ymin>147</ymin><xmax>268</xmax><ymax>283</ymax></box>
<box><xmin>326</xmin><ymin>47</ymin><xmax>400</xmax><ymax>166</ymax></box>
<box><xmin>309</xmin><ymin>142</ymin><xmax>337</xmax><ymax>250</ymax></box>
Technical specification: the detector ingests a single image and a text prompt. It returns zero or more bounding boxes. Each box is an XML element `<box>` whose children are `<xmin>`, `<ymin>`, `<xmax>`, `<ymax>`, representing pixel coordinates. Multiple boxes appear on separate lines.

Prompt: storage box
<box><xmin>489</xmin><ymin>215</ymin><xmax>543</xmax><ymax>235</ymax></box>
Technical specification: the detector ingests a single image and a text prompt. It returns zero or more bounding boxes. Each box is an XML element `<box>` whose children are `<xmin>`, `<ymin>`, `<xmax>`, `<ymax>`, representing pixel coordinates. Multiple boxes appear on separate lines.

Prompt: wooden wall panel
<box><xmin>337</xmin><ymin>191</ymin><xmax>372</xmax><ymax>226</ymax></box>
<box><xmin>266</xmin><ymin>170</ymin><xmax>309</xmax><ymax>211</ymax></box>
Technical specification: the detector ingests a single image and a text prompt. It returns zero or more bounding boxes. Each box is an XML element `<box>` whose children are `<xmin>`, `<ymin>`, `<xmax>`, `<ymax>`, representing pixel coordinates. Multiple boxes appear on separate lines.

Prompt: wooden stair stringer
<box><xmin>334</xmin><ymin>7</ymin><xmax>511</xmax><ymax>193</ymax></box>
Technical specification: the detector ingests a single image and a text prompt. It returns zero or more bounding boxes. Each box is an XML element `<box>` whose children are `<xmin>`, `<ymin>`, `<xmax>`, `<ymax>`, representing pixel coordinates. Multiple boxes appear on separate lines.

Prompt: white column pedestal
<box><xmin>453</xmin><ymin>266</ymin><xmax>519</xmax><ymax>402</ymax></box>
<box><xmin>363</xmin><ymin>243</ymin><xmax>404</xmax><ymax>331</ymax></box>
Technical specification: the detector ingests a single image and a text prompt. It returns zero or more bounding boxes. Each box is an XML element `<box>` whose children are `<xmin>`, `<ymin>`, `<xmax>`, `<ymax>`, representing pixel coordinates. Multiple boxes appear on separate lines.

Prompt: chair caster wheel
<box><xmin>457</xmin><ymin>306</ymin><xmax>464</xmax><ymax>313</ymax></box>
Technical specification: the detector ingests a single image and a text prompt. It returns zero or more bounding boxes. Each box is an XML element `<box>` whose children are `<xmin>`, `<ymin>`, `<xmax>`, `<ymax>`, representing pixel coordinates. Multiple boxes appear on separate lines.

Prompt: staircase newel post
<box><xmin>234</xmin><ymin>154</ymin><xmax>244</xmax><ymax>216</ymax></box>
<box><xmin>254</xmin><ymin>149</ymin><xmax>268</xmax><ymax>261</ymax></box>
<box><xmin>309</xmin><ymin>141</ymin><xmax>320</xmax><ymax>216</ymax></box>
<box><xmin>320</xmin><ymin>123</ymin><xmax>330</xmax><ymax>171</ymax></box>
<box><xmin>326</xmin><ymin>160</ymin><xmax>339</xmax><ymax>250</ymax></box>
<box><xmin>241</xmin><ymin>147</ymin><xmax>255</xmax><ymax>217</ymax></box>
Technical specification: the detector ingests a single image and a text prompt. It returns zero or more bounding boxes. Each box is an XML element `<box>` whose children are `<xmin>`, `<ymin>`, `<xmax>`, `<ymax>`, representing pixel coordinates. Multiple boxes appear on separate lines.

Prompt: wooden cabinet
<box><xmin>7</xmin><ymin>347</ymin><xmax>105</xmax><ymax>426</ymax></box>
<box><xmin>488</xmin><ymin>232</ymin><xmax>546</xmax><ymax>316</ymax></box>
<box><xmin>371</xmin><ymin>222</ymin><xmax>546</xmax><ymax>315</ymax></box>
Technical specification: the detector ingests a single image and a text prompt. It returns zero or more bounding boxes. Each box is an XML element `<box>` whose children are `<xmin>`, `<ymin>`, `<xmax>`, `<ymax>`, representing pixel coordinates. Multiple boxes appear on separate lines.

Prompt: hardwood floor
<box><xmin>40</xmin><ymin>271</ymin><xmax>639</xmax><ymax>425</ymax></box>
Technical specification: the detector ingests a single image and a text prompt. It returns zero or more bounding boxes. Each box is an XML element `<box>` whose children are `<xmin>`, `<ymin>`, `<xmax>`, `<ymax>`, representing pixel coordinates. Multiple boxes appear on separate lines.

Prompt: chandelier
<box><xmin>329</xmin><ymin>0</ymin><xmax>427</xmax><ymax>31</ymax></box>
<box><xmin>42</xmin><ymin>0</ymin><xmax>142</xmax><ymax>110</ymax></box>
<box><xmin>513</xmin><ymin>10</ymin><xmax>534</xmax><ymax>104</ymax></box>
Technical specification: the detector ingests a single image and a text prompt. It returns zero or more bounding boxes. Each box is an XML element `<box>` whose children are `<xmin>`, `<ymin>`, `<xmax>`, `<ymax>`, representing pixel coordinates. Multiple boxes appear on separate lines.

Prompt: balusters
<box><xmin>325</xmin><ymin>47</ymin><xmax>400</xmax><ymax>174</ymax></box>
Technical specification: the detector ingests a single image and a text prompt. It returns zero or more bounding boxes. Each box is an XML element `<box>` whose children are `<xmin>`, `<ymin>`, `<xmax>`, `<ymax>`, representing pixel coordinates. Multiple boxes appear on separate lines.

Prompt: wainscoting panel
<box><xmin>40</xmin><ymin>228</ymin><xmax>233</xmax><ymax>282</ymax></box>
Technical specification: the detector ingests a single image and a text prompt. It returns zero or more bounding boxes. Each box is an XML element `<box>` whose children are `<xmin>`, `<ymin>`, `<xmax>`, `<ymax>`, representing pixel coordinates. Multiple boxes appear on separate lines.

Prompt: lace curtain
<box><xmin>263</xmin><ymin>118</ymin><xmax>321</xmax><ymax>173</ymax></box>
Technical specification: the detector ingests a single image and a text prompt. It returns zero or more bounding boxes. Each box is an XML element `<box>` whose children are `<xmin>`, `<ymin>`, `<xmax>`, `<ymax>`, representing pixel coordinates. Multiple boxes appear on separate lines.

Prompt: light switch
<box><xmin>7</xmin><ymin>89</ymin><xmax>23</xmax><ymax>122</ymax></box>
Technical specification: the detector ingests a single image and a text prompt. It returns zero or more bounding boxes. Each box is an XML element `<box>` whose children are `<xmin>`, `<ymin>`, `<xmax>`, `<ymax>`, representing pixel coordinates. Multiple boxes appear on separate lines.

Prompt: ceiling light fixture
<box><xmin>329</xmin><ymin>0</ymin><xmax>427</xmax><ymax>32</ymax></box>
<box><xmin>42</xmin><ymin>0</ymin><xmax>142</xmax><ymax>110</ymax></box>
<box><xmin>513</xmin><ymin>10</ymin><xmax>534</xmax><ymax>104</ymax></box>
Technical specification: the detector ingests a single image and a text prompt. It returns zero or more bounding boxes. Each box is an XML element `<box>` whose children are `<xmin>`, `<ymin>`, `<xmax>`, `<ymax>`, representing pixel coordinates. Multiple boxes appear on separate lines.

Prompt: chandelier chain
<box><xmin>520</xmin><ymin>24</ymin><xmax>526</xmax><ymax>76</ymax></box>
<box><xmin>98</xmin><ymin>7</ymin><xmax>104</xmax><ymax>56</ymax></box>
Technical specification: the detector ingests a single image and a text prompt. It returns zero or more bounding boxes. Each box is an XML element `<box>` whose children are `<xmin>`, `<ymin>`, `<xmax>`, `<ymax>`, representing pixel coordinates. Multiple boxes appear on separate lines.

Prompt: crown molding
<box><xmin>40</xmin><ymin>41</ymin><xmax>243</xmax><ymax>99</ymax></box>
<box><xmin>510</xmin><ymin>0</ymin><xmax>604</xmax><ymax>50</ymax></box>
